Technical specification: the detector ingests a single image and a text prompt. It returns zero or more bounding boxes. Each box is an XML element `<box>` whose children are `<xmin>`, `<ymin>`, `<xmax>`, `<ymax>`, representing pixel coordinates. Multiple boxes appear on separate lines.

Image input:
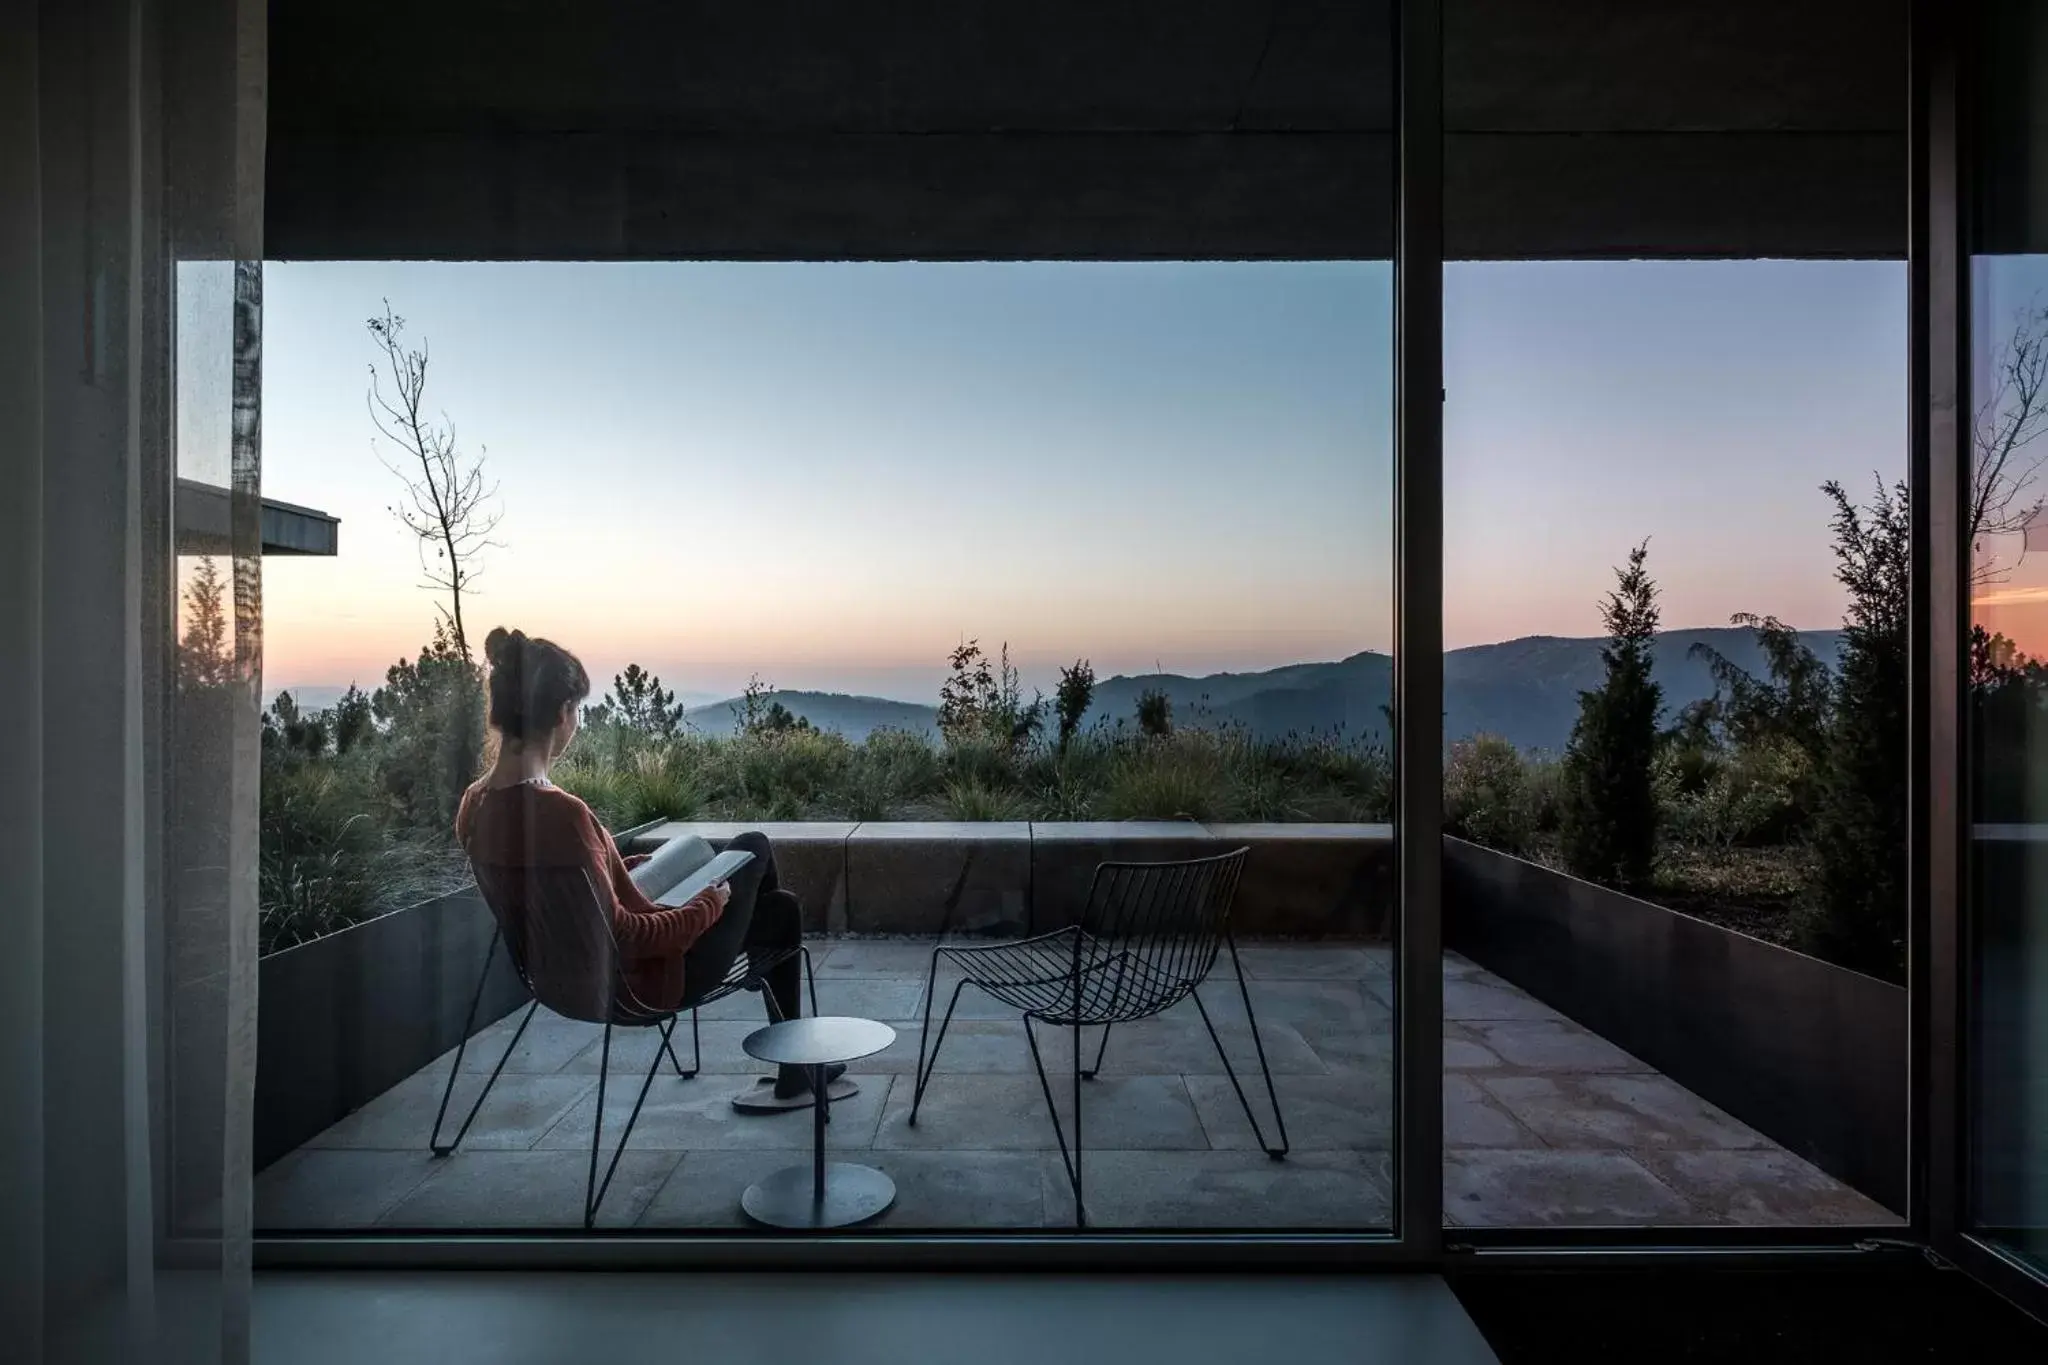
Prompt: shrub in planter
<box><xmin>1445</xmin><ymin>733</ymin><xmax>1534</xmax><ymax>855</ymax></box>
<box><xmin>1105</xmin><ymin>732</ymin><xmax>1223</xmax><ymax>821</ymax></box>
<box><xmin>259</xmin><ymin>763</ymin><xmax>383</xmax><ymax>954</ymax></box>
<box><xmin>839</xmin><ymin>727</ymin><xmax>946</xmax><ymax>820</ymax></box>
<box><xmin>1660</xmin><ymin>735</ymin><xmax>1816</xmax><ymax>848</ymax></box>
<box><xmin>1523</xmin><ymin>752</ymin><xmax>1565</xmax><ymax>834</ymax></box>
<box><xmin>942</xmin><ymin>778</ymin><xmax>1030</xmax><ymax>822</ymax></box>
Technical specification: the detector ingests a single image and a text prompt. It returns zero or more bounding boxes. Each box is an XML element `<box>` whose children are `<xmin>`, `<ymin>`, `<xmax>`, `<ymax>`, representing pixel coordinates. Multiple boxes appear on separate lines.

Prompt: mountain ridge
<box><xmin>651</xmin><ymin>626</ymin><xmax>1845</xmax><ymax>752</ymax></box>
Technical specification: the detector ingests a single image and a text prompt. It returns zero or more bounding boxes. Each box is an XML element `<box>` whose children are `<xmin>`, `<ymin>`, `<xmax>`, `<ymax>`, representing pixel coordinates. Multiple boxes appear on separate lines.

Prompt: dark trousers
<box><xmin>678</xmin><ymin>830</ymin><xmax>803</xmax><ymax>1024</ymax></box>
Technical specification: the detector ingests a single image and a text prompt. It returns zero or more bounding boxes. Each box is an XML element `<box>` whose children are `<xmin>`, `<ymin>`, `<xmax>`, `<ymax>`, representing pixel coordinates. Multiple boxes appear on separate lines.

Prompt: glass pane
<box><xmin>168</xmin><ymin>259</ymin><xmax>264</xmax><ymax>1254</ymax></box>
<box><xmin>1968</xmin><ymin>0</ymin><xmax>2048</xmax><ymax>1279</ymax></box>
<box><xmin>1441</xmin><ymin>5</ymin><xmax>1909</xmax><ymax>1231</ymax></box>
<box><xmin>253</xmin><ymin>258</ymin><xmax>1396</xmax><ymax>1233</ymax></box>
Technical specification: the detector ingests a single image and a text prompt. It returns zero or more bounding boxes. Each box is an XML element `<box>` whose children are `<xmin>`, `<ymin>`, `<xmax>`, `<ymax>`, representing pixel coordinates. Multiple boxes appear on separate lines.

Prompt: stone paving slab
<box><xmin>1480</xmin><ymin>1074</ymin><xmax>1771</xmax><ymax>1152</ymax></box>
<box><xmin>263</xmin><ymin>940</ymin><xmax>1902</xmax><ymax>1232</ymax></box>
<box><xmin>535</xmin><ymin>1073</ymin><xmax>893</xmax><ymax>1153</ymax></box>
<box><xmin>1443</xmin><ymin>1023</ymin><xmax>1506</xmax><ymax>1071</ymax></box>
<box><xmin>434</xmin><ymin>1009</ymin><xmax>602</xmax><ymax>1075</ymax></box>
<box><xmin>634</xmin><ymin>1148</ymin><xmax>1053</xmax><ymax>1229</ymax></box>
<box><xmin>814</xmin><ymin>940</ymin><xmax>947</xmax><ymax>978</ymax></box>
<box><xmin>1443</xmin><ymin>1074</ymin><xmax>1541</xmax><ymax>1149</ymax></box>
<box><xmin>556</xmin><ymin>1021</ymin><xmax>768</xmax><ymax>1076</ymax></box>
<box><xmin>874</xmin><ymin>1073</ymin><xmax>1209</xmax><ymax>1152</ymax></box>
<box><xmin>1438</xmin><ymin>977</ymin><xmax>1566</xmax><ymax>1022</ymax></box>
<box><xmin>1634</xmin><ymin>1149</ymin><xmax>1898</xmax><ymax>1226</ymax></box>
<box><xmin>1078</xmin><ymin>1013</ymin><xmax>1329</xmax><ymax>1077</ymax></box>
<box><xmin>307</xmin><ymin>1072</ymin><xmax>597</xmax><ymax>1152</ymax></box>
<box><xmin>1444</xmin><ymin>1150</ymin><xmax>1694</xmax><ymax>1226</ymax></box>
<box><xmin>1195</xmin><ymin>979</ymin><xmax>1390</xmax><ymax>1035</ymax></box>
<box><xmin>689</xmin><ymin>977</ymin><xmax>926</xmax><ymax>1021</ymax></box>
<box><xmin>1464</xmin><ymin>1018</ymin><xmax>1649</xmax><ymax>1072</ymax></box>
<box><xmin>255</xmin><ymin>1148</ymin><xmax>441</xmax><ymax>1229</ymax></box>
<box><xmin>379</xmin><ymin>1149</ymin><xmax>682</xmax><ymax>1228</ymax></box>
<box><xmin>1234</xmin><ymin>946</ymin><xmax>1383</xmax><ymax>980</ymax></box>
<box><xmin>1044</xmin><ymin>1150</ymin><xmax>1393</xmax><ymax>1229</ymax></box>
<box><xmin>1188</xmin><ymin>1072</ymin><xmax>1392</xmax><ymax>1152</ymax></box>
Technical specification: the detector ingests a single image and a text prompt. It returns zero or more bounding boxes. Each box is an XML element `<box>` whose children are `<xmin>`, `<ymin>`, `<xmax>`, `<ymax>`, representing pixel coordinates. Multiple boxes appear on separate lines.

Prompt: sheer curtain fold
<box><xmin>2</xmin><ymin>2</ymin><xmax>264</xmax><ymax>1362</ymax></box>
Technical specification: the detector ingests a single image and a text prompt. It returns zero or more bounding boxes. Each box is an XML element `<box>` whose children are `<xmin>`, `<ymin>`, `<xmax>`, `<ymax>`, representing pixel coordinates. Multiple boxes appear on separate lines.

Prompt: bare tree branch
<box><xmin>365</xmin><ymin>301</ymin><xmax>504</xmax><ymax>660</ymax></box>
<box><xmin>1971</xmin><ymin>298</ymin><xmax>2048</xmax><ymax>584</ymax></box>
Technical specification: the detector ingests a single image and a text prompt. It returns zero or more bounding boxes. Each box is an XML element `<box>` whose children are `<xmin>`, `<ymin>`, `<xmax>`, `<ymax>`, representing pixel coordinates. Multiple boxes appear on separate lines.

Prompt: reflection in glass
<box><xmin>1967</xmin><ymin>0</ymin><xmax>2048</xmax><ymax>1279</ymax></box>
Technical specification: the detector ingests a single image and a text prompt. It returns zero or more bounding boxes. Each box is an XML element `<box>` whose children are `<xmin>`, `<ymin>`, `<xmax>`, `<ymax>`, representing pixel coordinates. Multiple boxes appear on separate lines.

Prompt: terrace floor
<box><xmin>257</xmin><ymin>942</ymin><xmax>1900</xmax><ymax>1231</ymax></box>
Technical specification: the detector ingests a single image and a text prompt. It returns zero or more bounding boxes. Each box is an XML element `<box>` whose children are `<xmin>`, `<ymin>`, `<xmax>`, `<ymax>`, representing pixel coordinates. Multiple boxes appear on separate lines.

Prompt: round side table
<box><xmin>739</xmin><ymin>1016</ymin><xmax>896</xmax><ymax>1229</ymax></box>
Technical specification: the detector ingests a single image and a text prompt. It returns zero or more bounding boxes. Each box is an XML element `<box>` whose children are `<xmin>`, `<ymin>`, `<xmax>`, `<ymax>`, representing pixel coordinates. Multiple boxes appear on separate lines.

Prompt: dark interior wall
<box><xmin>1978</xmin><ymin>0</ymin><xmax>2048</xmax><ymax>255</ymax></box>
<box><xmin>1445</xmin><ymin>0</ymin><xmax>1905</xmax><ymax>259</ymax></box>
<box><xmin>266</xmin><ymin>0</ymin><xmax>1906</xmax><ymax>262</ymax></box>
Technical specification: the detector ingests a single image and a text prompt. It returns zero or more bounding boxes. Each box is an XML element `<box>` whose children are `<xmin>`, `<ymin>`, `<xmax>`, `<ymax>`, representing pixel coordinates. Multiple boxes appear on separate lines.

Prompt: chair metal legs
<box><xmin>430</xmin><ymin>929</ymin><xmax>536</xmax><ymax>1156</ymax></box>
<box><xmin>914</xmin><ymin>941</ymin><xmax>1282</xmax><ymax>1228</ymax></box>
<box><xmin>675</xmin><ymin>1010</ymin><xmax>702</xmax><ymax>1078</ymax></box>
<box><xmin>1024</xmin><ymin>1014</ymin><xmax>1089</xmax><ymax>1227</ymax></box>
<box><xmin>583</xmin><ymin>1018</ymin><xmax>673</xmax><ymax>1229</ymax></box>
<box><xmin>675</xmin><ymin>945</ymin><xmax>815</xmax><ymax>1077</ymax></box>
<box><xmin>1080</xmin><ymin>1022</ymin><xmax>1113</xmax><ymax>1079</ymax></box>
<box><xmin>432</xmin><ymin>928</ymin><xmax>692</xmax><ymax>1155</ymax></box>
<box><xmin>1197</xmin><ymin>936</ymin><xmax>1290</xmax><ymax>1160</ymax></box>
<box><xmin>909</xmin><ymin>949</ymin><xmax>967</xmax><ymax>1124</ymax></box>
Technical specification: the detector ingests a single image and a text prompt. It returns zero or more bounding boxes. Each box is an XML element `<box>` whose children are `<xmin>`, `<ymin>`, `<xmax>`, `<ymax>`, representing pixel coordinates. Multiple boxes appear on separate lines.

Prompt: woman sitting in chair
<box><xmin>456</xmin><ymin>626</ymin><xmax>847</xmax><ymax>1113</ymax></box>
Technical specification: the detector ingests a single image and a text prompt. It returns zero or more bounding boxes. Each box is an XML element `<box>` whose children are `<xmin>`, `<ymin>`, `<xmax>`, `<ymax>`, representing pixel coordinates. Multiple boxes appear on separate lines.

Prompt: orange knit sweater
<box><xmin>455</xmin><ymin>780</ymin><xmax>727</xmax><ymax>1009</ymax></box>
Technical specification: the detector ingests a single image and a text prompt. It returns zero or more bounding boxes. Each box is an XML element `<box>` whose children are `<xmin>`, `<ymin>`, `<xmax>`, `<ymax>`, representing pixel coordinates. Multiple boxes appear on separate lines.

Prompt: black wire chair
<box><xmin>909</xmin><ymin>847</ymin><xmax>1287</xmax><ymax>1227</ymax></box>
<box><xmin>428</xmin><ymin>861</ymin><xmax>816</xmax><ymax>1228</ymax></box>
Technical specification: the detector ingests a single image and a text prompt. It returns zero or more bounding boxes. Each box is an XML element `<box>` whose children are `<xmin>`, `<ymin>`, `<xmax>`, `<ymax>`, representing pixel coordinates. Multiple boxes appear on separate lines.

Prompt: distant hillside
<box><xmin>684</xmin><ymin>690</ymin><xmax>939</xmax><ymax>740</ymax></box>
<box><xmin>276</xmin><ymin>627</ymin><xmax>1846</xmax><ymax>753</ymax></box>
<box><xmin>1443</xmin><ymin>628</ymin><xmax>1842</xmax><ymax>752</ymax></box>
<box><xmin>1081</xmin><ymin>627</ymin><xmax>1842</xmax><ymax>753</ymax></box>
<box><xmin>1085</xmin><ymin>655</ymin><xmax>1393</xmax><ymax>741</ymax></box>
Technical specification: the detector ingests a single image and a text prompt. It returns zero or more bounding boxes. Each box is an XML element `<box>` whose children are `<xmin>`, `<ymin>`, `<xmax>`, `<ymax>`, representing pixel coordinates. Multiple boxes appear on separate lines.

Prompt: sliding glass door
<box><xmin>1966</xmin><ymin>0</ymin><xmax>2048</xmax><ymax>1285</ymax></box>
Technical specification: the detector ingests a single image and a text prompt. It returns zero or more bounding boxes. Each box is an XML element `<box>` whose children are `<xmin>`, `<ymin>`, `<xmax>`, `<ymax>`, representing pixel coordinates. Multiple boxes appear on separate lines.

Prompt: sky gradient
<box><xmin>260</xmin><ymin>259</ymin><xmax>1909</xmax><ymax>702</ymax></box>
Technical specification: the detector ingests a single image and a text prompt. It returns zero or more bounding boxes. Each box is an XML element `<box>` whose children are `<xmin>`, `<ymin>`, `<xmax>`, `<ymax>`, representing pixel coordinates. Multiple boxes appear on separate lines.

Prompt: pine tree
<box><xmin>331</xmin><ymin>684</ymin><xmax>376</xmax><ymax>755</ymax></box>
<box><xmin>1807</xmin><ymin>478</ymin><xmax>1909</xmax><ymax>979</ymax></box>
<box><xmin>371</xmin><ymin>623</ymin><xmax>485</xmax><ymax>828</ymax></box>
<box><xmin>1561</xmin><ymin>541</ymin><xmax>1663</xmax><ymax>893</ymax></box>
<box><xmin>604</xmin><ymin>663</ymin><xmax>685</xmax><ymax>737</ymax></box>
<box><xmin>178</xmin><ymin>555</ymin><xmax>234</xmax><ymax>689</ymax></box>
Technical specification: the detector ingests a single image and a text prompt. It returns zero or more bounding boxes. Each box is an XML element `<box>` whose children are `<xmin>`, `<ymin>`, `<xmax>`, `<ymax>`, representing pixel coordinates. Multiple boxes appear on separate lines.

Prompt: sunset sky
<box><xmin>260</xmin><ymin>258</ymin><xmax>1918</xmax><ymax>702</ymax></box>
<box><xmin>1970</xmin><ymin>255</ymin><xmax>2048</xmax><ymax>660</ymax></box>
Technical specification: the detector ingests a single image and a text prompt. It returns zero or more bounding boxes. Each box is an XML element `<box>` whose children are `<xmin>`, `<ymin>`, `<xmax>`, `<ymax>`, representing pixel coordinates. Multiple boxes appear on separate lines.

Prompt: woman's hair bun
<box><xmin>483</xmin><ymin>626</ymin><xmax>524</xmax><ymax>669</ymax></box>
<box><xmin>481</xmin><ymin>626</ymin><xmax>590</xmax><ymax>740</ymax></box>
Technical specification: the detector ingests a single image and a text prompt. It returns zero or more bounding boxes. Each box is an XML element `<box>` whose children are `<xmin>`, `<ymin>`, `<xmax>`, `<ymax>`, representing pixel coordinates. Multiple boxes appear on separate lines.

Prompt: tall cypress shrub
<box><xmin>1561</xmin><ymin>541</ymin><xmax>1663</xmax><ymax>892</ymax></box>
<box><xmin>1807</xmin><ymin>479</ymin><xmax>1909</xmax><ymax>980</ymax></box>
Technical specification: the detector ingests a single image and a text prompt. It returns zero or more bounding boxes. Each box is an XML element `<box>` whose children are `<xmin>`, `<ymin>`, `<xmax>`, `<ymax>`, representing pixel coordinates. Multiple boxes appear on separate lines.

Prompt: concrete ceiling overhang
<box><xmin>265</xmin><ymin>0</ymin><xmax>1906</xmax><ymax>262</ymax></box>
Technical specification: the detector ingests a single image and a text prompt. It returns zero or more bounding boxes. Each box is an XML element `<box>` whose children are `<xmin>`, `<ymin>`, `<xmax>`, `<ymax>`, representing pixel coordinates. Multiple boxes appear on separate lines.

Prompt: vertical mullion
<box><xmin>1395</xmin><ymin>0</ymin><xmax>1444</xmax><ymax>1255</ymax></box>
<box><xmin>1911</xmin><ymin>0</ymin><xmax>1967</xmax><ymax>1254</ymax></box>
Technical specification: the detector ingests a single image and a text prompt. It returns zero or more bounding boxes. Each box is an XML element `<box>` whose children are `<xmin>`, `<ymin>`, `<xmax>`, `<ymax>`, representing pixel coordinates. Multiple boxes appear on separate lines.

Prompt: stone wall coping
<box><xmin>641</xmin><ymin>820</ymin><xmax>857</xmax><ymax>843</ymax></box>
<box><xmin>640</xmin><ymin>819</ymin><xmax>1394</xmax><ymax>844</ymax></box>
<box><xmin>1202</xmin><ymin>822</ymin><xmax>1394</xmax><ymax>841</ymax></box>
<box><xmin>848</xmin><ymin>820</ymin><xmax>1031</xmax><ymax>840</ymax></box>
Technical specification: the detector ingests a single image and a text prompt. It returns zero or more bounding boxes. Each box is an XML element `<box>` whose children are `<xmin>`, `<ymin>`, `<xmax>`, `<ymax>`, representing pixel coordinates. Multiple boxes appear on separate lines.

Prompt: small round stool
<box><xmin>739</xmin><ymin>1016</ymin><xmax>896</xmax><ymax>1229</ymax></box>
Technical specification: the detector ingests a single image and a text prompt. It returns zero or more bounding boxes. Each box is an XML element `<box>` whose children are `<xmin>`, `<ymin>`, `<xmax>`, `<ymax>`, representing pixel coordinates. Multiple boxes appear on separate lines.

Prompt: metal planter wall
<box><xmin>255</xmin><ymin>886</ymin><xmax>524</xmax><ymax>1169</ymax></box>
<box><xmin>1445</xmin><ymin>837</ymin><xmax>1908</xmax><ymax>1213</ymax></box>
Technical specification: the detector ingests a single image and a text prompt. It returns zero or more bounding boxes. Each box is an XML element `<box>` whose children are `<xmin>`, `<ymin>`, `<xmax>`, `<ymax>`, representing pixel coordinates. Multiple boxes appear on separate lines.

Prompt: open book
<box><xmin>627</xmin><ymin>834</ymin><xmax>754</xmax><ymax>909</ymax></box>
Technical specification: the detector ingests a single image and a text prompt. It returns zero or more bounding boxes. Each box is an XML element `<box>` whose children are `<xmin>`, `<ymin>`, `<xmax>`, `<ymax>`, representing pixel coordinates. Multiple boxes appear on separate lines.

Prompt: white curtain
<box><xmin>1</xmin><ymin>2</ymin><xmax>265</xmax><ymax>1361</ymax></box>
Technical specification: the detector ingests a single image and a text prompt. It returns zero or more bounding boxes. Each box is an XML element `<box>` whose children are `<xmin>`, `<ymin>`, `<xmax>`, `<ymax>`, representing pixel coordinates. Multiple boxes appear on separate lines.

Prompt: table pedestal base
<box><xmin>742</xmin><ymin>1162</ymin><xmax>895</xmax><ymax>1229</ymax></box>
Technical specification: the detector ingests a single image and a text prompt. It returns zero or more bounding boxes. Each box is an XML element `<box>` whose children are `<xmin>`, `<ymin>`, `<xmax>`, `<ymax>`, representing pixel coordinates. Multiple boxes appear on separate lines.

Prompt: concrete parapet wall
<box><xmin>626</xmin><ymin>820</ymin><xmax>1394</xmax><ymax>938</ymax></box>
